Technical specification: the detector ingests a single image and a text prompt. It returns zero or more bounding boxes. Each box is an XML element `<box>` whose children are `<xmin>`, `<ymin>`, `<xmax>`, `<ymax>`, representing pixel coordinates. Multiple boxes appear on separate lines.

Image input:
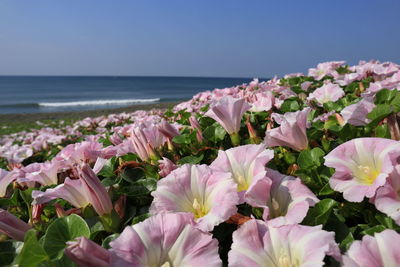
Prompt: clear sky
<box><xmin>0</xmin><ymin>0</ymin><xmax>399</xmax><ymax>77</ymax></box>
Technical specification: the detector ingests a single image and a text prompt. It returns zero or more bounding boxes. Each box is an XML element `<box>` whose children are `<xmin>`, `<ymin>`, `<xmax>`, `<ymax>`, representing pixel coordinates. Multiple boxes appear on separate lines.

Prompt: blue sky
<box><xmin>0</xmin><ymin>0</ymin><xmax>399</xmax><ymax>77</ymax></box>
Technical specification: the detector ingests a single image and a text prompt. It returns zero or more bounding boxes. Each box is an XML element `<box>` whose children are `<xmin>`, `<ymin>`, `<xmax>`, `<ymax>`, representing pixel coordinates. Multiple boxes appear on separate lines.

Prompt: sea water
<box><xmin>0</xmin><ymin>76</ymin><xmax>258</xmax><ymax>114</ymax></box>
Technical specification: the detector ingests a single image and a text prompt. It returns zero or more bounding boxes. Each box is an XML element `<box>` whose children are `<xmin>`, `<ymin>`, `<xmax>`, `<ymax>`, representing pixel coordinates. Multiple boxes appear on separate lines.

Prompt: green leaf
<box><xmin>172</xmin><ymin>134</ymin><xmax>191</xmax><ymax>144</ymax></box>
<box><xmin>136</xmin><ymin>178</ymin><xmax>158</xmax><ymax>192</ymax></box>
<box><xmin>19</xmin><ymin>188</ymin><xmax>34</xmax><ymax>205</ymax></box>
<box><xmin>390</xmin><ymin>92</ymin><xmax>400</xmax><ymax>112</ymax></box>
<box><xmin>203</xmin><ymin>123</ymin><xmax>227</xmax><ymax>143</ymax></box>
<box><xmin>178</xmin><ymin>154</ymin><xmax>204</xmax><ymax>165</ymax></box>
<box><xmin>361</xmin><ymin>225</ymin><xmax>386</xmax><ymax>236</ymax></box>
<box><xmin>297</xmin><ymin>147</ymin><xmax>325</xmax><ymax>169</ymax></box>
<box><xmin>280</xmin><ymin>99</ymin><xmax>300</xmax><ymax>112</ymax></box>
<box><xmin>302</xmin><ymin>199</ymin><xmax>338</xmax><ymax>226</ymax></box>
<box><xmin>374</xmin><ymin>124</ymin><xmax>390</xmax><ymax>138</ymax></box>
<box><xmin>283</xmin><ymin>151</ymin><xmax>296</xmax><ymax>164</ymax></box>
<box><xmin>19</xmin><ymin>229</ymin><xmax>49</xmax><ymax>267</ymax></box>
<box><xmin>367</xmin><ymin>104</ymin><xmax>392</xmax><ymax>125</ymax></box>
<box><xmin>102</xmin><ymin>233</ymin><xmax>120</xmax><ymax>249</ymax></box>
<box><xmin>318</xmin><ymin>183</ymin><xmax>334</xmax><ymax>196</ymax></box>
<box><xmin>119</xmin><ymin>167</ymin><xmax>145</xmax><ymax>184</ymax></box>
<box><xmin>131</xmin><ymin>213</ymin><xmax>150</xmax><ymax>225</ymax></box>
<box><xmin>0</xmin><ymin>241</ymin><xmax>21</xmax><ymax>267</ymax></box>
<box><xmin>323</xmin><ymin>101</ymin><xmax>341</xmax><ymax>112</ymax></box>
<box><xmin>42</xmin><ymin>214</ymin><xmax>90</xmax><ymax>260</ymax></box>
<box><xmin>340</xmin><ymin>232</ymin><xmax>355</xmax><ymax>251</ymax></box>
<box><xmin>214</xmin><ymin>125</ymin><xmax>227</xmax><ymax>141</ymax></box>
<box><xmin>98</xmin><ymin>156</ymin><xmax>117</xmax><ymax>178</ymax></box>
<box><xmin>375</xmin><ymin>89</ymin><xmax>397</xmax><ymax>104</ymax></box>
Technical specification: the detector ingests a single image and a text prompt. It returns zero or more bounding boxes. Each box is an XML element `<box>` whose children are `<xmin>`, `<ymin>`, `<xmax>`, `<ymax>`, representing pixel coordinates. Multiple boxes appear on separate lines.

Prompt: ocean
<box><xmin>0</xmin><ymin>76</ymin><xmax>257</xmax><ymax>114</ymax></box>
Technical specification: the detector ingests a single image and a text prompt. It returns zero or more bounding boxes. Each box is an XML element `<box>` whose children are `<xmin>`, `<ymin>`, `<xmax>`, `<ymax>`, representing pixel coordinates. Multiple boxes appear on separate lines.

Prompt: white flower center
<box><xmin>236</xmin><ymin>174</ymin><xmax>249</xmax><ymax>192</ymax></box>
<box><xmin>278</xmin><ymin>253</ymin><xmax>300</xmax><ymax>267</ymax></box>
<box><xmin>354</xmin><ymin>165</ymin><xmax>379</xmax><ymax>185</ymax></box>
<box><xmin>160</xmin><ymin>262</ymin><xmax>171</xmax><ymax>267</ymax></box>
<box><xmin>192</xmin><ymin>198</ymin><xmax>208</xmax><ymax>219</ymax></box>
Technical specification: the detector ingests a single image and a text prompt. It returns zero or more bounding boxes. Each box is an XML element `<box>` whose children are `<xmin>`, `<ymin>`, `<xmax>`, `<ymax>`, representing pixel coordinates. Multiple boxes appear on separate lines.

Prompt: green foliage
<box><xmin>42</xmin><ymin>214</ymin><xmax>90</xmax><ymax>260</ymax></box>
<box><xmin>19</xmin><ymin>230</ymin><xmax>49</xmax><ymax>267</ymax></box>
<box><xmin>302</xmin><ymin>199</ymin><xmax>338</xmax><ymax>226</ymax></box>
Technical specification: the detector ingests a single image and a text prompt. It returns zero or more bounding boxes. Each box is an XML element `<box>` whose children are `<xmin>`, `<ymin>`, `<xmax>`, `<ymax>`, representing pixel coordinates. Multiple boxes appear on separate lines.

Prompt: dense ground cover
<box><xmin>1</xmin><ymin>60</ymin><xmax>400</xmax><ymax>266</ymax></box>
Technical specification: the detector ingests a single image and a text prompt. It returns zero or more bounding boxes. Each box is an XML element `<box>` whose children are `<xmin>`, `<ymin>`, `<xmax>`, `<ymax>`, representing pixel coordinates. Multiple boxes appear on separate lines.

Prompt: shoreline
<box><xmin>0</xmin><ymin>102</ymin><xmax>180</xmax><ymax>135</ymax></box>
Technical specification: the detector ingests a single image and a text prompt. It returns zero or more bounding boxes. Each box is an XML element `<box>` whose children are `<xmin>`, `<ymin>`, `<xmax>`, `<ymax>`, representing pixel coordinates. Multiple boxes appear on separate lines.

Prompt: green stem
<box><xmin>229</xmin><ymin>132</ymin><xmax>241</xmax><ymax>146</ymax></box>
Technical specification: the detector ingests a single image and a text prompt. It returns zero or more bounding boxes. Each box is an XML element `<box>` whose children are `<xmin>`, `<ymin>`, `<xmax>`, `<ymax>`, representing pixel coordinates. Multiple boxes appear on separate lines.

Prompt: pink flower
<box><xmin>210</xmin><ymin>144</ymin><xmax>274</xmax><ymax>204</ymax></box>
<box><xmin>189</xmin><ymin>115</ymin><xmax>204</xmax><ymax>142</ymax></box>
<box><xmin>65</xmin><ymin>237</ymin><xmax>110</xmax><ymax>267</ymax></box>
<box><xmin>0</xmin><ymin>169</ymin><xmax>17</xmax><ymax>197</ymax></box>
<box><xmin>249</xmin><ymin>92</ymin><xmax>275</xmax><ymax>112</ymax></box>
<box><xmin>372</xmin><ymin>165</ymin><xmax>400</xmax><ymax>225</ymax></box>
<box><xmin>129</xmin><ymin>128</ymin><xmax>156</xmax><ymax>162</ymax></box>
<box><xmin>228</xmin><ymin>219</ymin><xmax>340</xmax><ymax>266</ymax></box>
<box><xmin>158</xmin><ymin>120</ymin><xmax>180</xmax><ymax>139</ymax></box>
<box><xmin>307</xmin><ymin>83</ymin><xmax>345</xmax><ymax>105</ymax></box>
<box><xmin>324</xmin><ymin>138</ymin><xmax>400</xmax><ymax>202</ymax></box>
<box><xmin>32</xmin><ymin>177</ymin><xmax>90</xmax><ymax>208</ymax></box>
<box><xmin>109</xmin><ymin>213</ymin><xmax>221</xmax><ymax>266</ymax></box>
<box><xmin>205</xmin><ymin>96</ymin><xmax>251</xmax><ymax>135</ymax></box>
<box><xmin>264</xmin><ymin>107</ymin><xmax>311</xmax><ymax>151</ymax></box>
<box><xmin>248</xmin><ymin>168</ymin><xmax>319</xmax><ymax>226</ymax></box>
<box><xmin>301</xmin><ymin>81</ymin><xmax>313</xmax><ymax>91</ymax></box>
<box><xmin>141</xmin><ymin>124</ymin><xmax>165</xmax><ymax>149</ymax></box>
<box><xmin>343</xmin><ymin>229</ymin><xmax>400</xmax><ymax>267</ymax></box>
<box><xmin>0</xmin><ymin>209</ymin><xmax>31</xmax><ymax>241</ymax></box>
<box><xmin>308</xmin><ymin>61</ymin><xmax>345</xmax><ymax>80</ymax></box>
<box><xmin>5</xmin><ymin>145</ymin><xmax>33</xmax><ymax>165</ymax></box>
<box><xmin>55</xmin><ymin>141</ymin><xmax>103</xmax><ymax>166</ymax></box>
<box><xmin>19</xmin><ymin>161</ymin><xmax>61</xmax><ymax>186</ymax></box>
<box><xmin>150</xmin><ymin>164</ymin><xmax>238</xmax><ymax>232</ymax></box>
<box><xmin>340</xmin><ymin>98</ymin><xmax>376</xmax><ymax>126</ymax></box>
<box><xmin>158</xmin><ymin>157</ymin><xmax>177</xmax><ymax>178</ymax></box>
<box><xmin>77</xmin><ymin>164</ymin><xmax>113</xmax><ymax>216</ymax></box>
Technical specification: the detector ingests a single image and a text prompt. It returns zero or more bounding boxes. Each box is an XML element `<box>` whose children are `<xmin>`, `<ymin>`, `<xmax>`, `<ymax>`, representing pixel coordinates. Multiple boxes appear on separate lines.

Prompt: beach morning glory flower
<box><xmin>210</xmin><ymin>144</ymin><xmax>274</xmax><ymax>204</ymax></box>
<box><xmin>343</xmin><ymin>229</ymin><xmax>400</xmax><ymax>267</ymax></box>
<box><xmin>340</xmin><ymin>98</ymin><xmax>376</xmax><ymax>126</ymax></box>
<box><xmin>32</xmin><ymin>177</ymin><xmax>90</xmax><ymax>208</ymax></box>
<box><xmin>109</xmin><ymin>213</ymin><xmax>222</xmax><ymax>266</ymax></box>
<box><xmin>189</xmin><ymin>115</ymin><xmax>204</xmax><ymax>142</ymax></box>
<box><xmin>130</xmin><ymin>127</ymin><xmax>156</xmax><ymax>162</ymax></box>
<box><xmin>158</xmin><ymin>120</ymin><xmax>180</xmax><ymax>140</ymax></box>
<box><xmin>0</xmin><ymin>209</ymin><xmax>31</xmax><ymax>241</ymax></box>
<box><xmin>307</xmin><ymin>82</ymin><xmax>345</xmax><ymax>106</ymax></box>
<box><xmin>248</xmin><ymin>168</ymin><xmax>319</xmax><ymax>226</ymax></box>
<box><xmin>19</xmin><ymin>161</ymin><xmax>61</xmax><ymax>186</ymax></box>
<box><xmin>324</xmin><ymin>138</ymin><xmax>400</xmax><ymax>202</ymax></box>
<box><xmin>158</xmin><ymin>157</ymin><xmax>177</xmax><ymax>178</ymax></box>
<box><xmin>55</xmin><ymin>141</ymin><xmax>103</xmax><ymax>166</ymax></box>
<box><xmin>308</xmin><ymin>60</ymin><xmax>346</xmax><ymax>80</ymax></box>
<box><xmin>77</xmin><ymin>164</ymin><xmax>113</xmax><ymax>216</ymax></box>
<box><xmin>150</xmin><ymin>164</ymin><xmax>238</xmax><ymax>232</ymax></box>
<box><xmin>65</xmin><ymin>237</ymin><xmax>111</xmax><ymax>267</ymax></box>
<box><xmin>228</xmin><ymin>219</ymin><xmax>340</xmax><ymax>267</ymax></box>
<box><xmin>33</xmin><ymin>165</ymin><xmax>113</xmax><ymax>216</ymax></box>
<box><xmin>0</xmin><ymin>169</ymin><xmax>17</xmax><ymax>197</ymax></box>
<box><xmin>372</xmin><ymin>165</ymin><xmax>400</xmax><ymax>225</ymax></box>
<box><xmin>205</xmin><ymin>96</ymin><xmax>251</xmax><ymax>145</ymax></box>
<box><xmin>249</xmin><ymin>91</ymin><xmax>275</xmax><ymax>112</ymax></box>
<box><xmin>264</xmin><ymin>107</ymin><xmax>311</xmax><ymax>151</ymax></box>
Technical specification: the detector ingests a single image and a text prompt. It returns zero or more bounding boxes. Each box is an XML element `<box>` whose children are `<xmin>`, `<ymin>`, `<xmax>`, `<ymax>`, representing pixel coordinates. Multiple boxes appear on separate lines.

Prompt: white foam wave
<box><xmin>39</xmin><ymin>98</ymin><xmax>160</xmax><ymax>107</ymax></box>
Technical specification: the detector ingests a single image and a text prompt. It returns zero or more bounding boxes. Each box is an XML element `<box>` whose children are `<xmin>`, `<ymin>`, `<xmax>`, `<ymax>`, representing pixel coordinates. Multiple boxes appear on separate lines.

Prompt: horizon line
<box><xmin>0</xmin><ymin>74</ymin><xmax>270</xmax><ymax>80</ymax></box>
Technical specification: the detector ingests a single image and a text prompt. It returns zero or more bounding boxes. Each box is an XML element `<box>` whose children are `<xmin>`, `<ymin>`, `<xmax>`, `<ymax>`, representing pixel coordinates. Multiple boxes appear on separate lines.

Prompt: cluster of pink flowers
<box><xmin>1</xmin><ymin>59</ymin><xmax>400</xmax><ymax>266</ymax></box>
